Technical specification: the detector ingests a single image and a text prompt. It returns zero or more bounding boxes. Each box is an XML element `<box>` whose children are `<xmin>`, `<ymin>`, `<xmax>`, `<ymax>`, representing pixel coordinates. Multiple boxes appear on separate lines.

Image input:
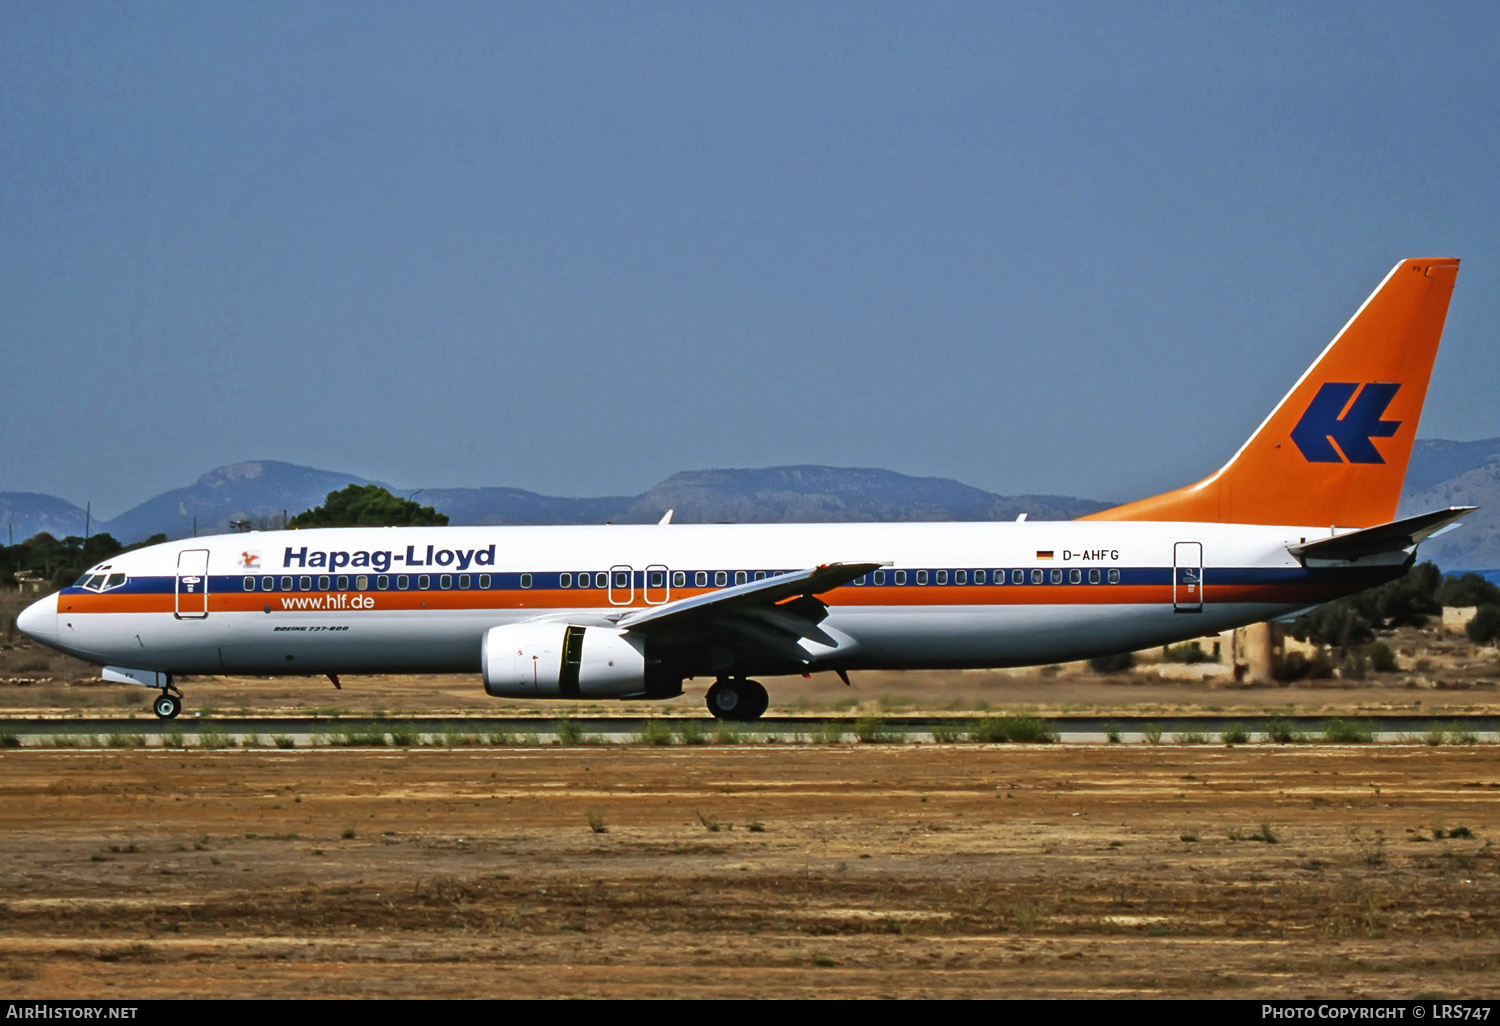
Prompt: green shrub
<box><xmin>636</xmin><ymin>720</ymin><xmax>674</xmax><ymax>746</ymax></box>
<box><xmin>811</xmin><ymin>721</ymin><xmax>844</xmax><ymax>744</ymax></box>
<box><xmin>1164</xmin><ymin>642</ymin><xmax>1209</xmax><ymax>664</ymax></box>
<box><xmin>1221</xmin><ymin>723</ymin><xmax>1250</xmax><ymax>745</ymax></box>
<box><xmin>1339</xmin><ymin>650</ymin><xmax>1367</xmax><ymax>681</ymax></box>
<box><xmin>1266</xmin><ymin>719</ymin><xmax>1302</xmax><ymax>744</ymax></box>
<box><xmin>1365</xmin><ymin>641</ymin><xmax>1399</xmax><ymax>673</ymax></box>
<box><xmin>1467</xmin><ymin>604</ymin><xmax>1500</xmax><ymax>645</ymax></box>
<box><xmin>677</xmin><ymin>719</ymin><xmax>707</xmax><ymax>745</ymax></box>
<box><xmin>1322</xmin><ymin>718</ymin><xmax>1374</xmax><ymax>744</ymax></box>
<box><xmin>854</xmin><ymin>715</ymin><xmax>899</xmax><ymax>743</ymax></box>
<box><xmin>968</xmin><ymin>715</ymin><xmax>1055</xmax><ymax>744</ymax></box>
<box><xmin>929</xmin><ymin>722</ymin><xmax>963</xmax><ymax>743</ymax></box>
<box><xmin>1089</xmin><ymin>651</ymin><xmax>1135</xmax><ymax>673</ymax></box>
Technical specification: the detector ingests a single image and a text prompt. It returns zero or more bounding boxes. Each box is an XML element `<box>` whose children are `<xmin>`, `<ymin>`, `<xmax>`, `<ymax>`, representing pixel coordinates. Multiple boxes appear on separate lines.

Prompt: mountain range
<box><xmin>4</xmin><ymin>440</ymin><xmax>1498</xmax><ymax>570</ymax></box>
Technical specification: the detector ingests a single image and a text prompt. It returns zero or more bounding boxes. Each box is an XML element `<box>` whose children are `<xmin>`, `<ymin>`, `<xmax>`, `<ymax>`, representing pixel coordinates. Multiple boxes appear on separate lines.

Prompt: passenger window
<box><xmin>1031</xmin><ymin>570</ymin><xmax>1042</xmax><ymax>584</ymax></box>
<box><xmin>479</xmin><ymin>575</ymin><xmax>491</xmax><ymax>589</ymax></box>
<box><xmin>1050</xmin><ymin>569</ymin><xmax>1062</xmax><ymax>584</ymax></box>
<box><xmin>1069</xmin><ymin>569</ymin><xmax>1081</xmax><ymax>584</ymax></box>
<box><xmin>873</xmin><ymin>570</ymin><xmax>886</xmax><ymax>585</ymax></box>
<box><xmin>1108</xmin><ymin>569</ymin><xmax>1120</xmax><ymax>584</ymax></box>
<box><xmin>418</xmin><ymin>575</ymin><xmax>430</xmax><ymax>589</ymax></box>
<box><xmin>440</xmin><ymin>575</ymin><xmax>453</xmax><ymax>589</ymax></box>
<box><xmin>521</xmin><ymin>574</ymin><xmax>532</xmax><ymax>589</ymax></box>
<box><xmin>397</xmin><ymin>575</ymin><xmax>409</xmax><ymax>590</ymax></box>
<box><xmin>1089</xmin><ymin>569</ymin><xmax>1100</xmax><ymax>584</ymax></box>
<box><xmin>299</xmin><ymin>576</ymin><xmax>312</xmax><ymax>590</ymax></box>
<box><xmin>614</xmin><ymin>571</ymin><xmax>627</xmax><ymax>588</ymax></box>
<box><xmin>894</xmin><ymin>570</ymin><xmax>907</xmax><ymax>585</ymax></box>
<box><xmin>377</xmin><ymin>576</ymin><xmax>389</xmax><ymax>590</ymax></box>
<box><xmin>336</xmin><ymin>575</ymin><xmax>349</xmax><ymax>590</ymax></box>
<box><xmin>1012</xmin><ymin>569</ymin><xmax>1023</xmax><ymax>584</ymax></box>
<box><xmin>261</xmin><ymin>576</ymin><xmax>274</xmax><ymax>591</ymax></box>
<box><xmin>318</xmin><ymin>576</ymin><xmax>331</xmax><ymax>590</ymax></box>
<box><xmin>458</xmin><ymin>574</ymin><xmax>470</xmax><ymax>589</ymax></box>
<box><xmin>672</xmin><ymin>572</ymin><xmax>686</xmax><ymax>587</ymax></box>
<box><xmin>955</xmin><ymin>570</ymin><xmax>967</xmax><ymax>585</ymax></box>
<box><xmin>595</xmin><ymin>572</ymin><xmax>607</xmax><ymax>588</ymax></box>
<box><xmin>242</xmin><ymin>577</ymin><xmax>255</xmax><ymax>592</ymax></box>
<box><xmin>577</xmin><ymin>573</ymin><xmax>589</xmax><ymax>589</ymax></box>
<box><xmin>560</xmin><ymin>573</ymin><xmax>572</xmax><ymax>588</ymax></box>
<box><xmin>282</xmin><ymin>576</ymin><xmax>293</xmax><ymax>591</ymax></box>
<box><xmin>695</xmin><ymin>571</ymin><xmax>707</xmax><ymax>587</ymax></box>
<box><xmin>916</xmin><ymin>570</ymin><xmax>928</xmax><ymax>585</ymax></box>
<box><xmin>650</xmin><ymin>571</ymin><xmax>664</xmax><ymax>588</ymax></box>
<box><xmin>714</xmin><ymin>571</ymin><xmax>727</xmax><ymax>587</ymax></box>
<box><xmin>754</xmin><ymin>571</ymin><xmax>766</xmax><ymax>581</ymax></box>
<box><xmin>854</xmin><ymin>574</ymin><xmax>866</xmax><ymax>586</ymax></box>
<box><xmin>735</xmin><ymin>571</ymin><xmax>747</xmax><ymax>585</ymax></box>
<box><xmin>935</xmin><ymin>570</ymin><xmax>948</xmax><ymax>585</ymax></box>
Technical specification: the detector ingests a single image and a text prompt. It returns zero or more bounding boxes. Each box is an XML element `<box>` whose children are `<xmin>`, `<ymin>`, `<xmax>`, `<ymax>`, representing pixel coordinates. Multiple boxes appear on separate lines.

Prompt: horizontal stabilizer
<box><xmin>1287</xmin><ymin>507</ymin><xmax>1476</xmax><ymax>565</ymax></box>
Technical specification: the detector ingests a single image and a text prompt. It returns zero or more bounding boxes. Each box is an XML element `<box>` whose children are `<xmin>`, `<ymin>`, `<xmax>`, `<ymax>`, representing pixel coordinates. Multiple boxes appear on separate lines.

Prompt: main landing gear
<box><xmin>152</xmin><ymin>683</ymin><xmax>184</xmax><ymax>720</ymax></box>
<box><xmin>705</xmin><ymin>677</ymin><xmax>769</xmax><ymax>722</ymax></box>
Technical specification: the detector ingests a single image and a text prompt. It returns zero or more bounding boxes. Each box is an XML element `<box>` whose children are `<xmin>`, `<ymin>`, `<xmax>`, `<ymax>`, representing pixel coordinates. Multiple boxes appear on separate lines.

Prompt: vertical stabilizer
<box><xmin>1083</xmin><ymin>258</ymin><xmax>1459</xmax><ymax>527</ymax></box>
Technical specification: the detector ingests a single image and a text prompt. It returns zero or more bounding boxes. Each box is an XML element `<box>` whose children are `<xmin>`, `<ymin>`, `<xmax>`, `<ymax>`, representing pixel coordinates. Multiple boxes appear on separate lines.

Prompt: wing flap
<box><xmin>614</xmin><ymin>561</ymin><xmax>883</xmax><ymax>630</ymax></box>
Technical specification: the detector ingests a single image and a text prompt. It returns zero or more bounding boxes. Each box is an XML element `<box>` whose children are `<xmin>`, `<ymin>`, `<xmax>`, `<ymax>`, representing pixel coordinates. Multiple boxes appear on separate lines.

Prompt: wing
<box><xmin>612</xmin><ymin>561</ymin><xmax>884</xmax><ymax>669</ymax></box>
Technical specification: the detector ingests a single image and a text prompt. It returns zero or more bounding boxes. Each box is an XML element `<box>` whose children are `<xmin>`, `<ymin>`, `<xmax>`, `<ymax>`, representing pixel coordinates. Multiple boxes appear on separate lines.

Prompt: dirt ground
<box><xmin>0</xmin><ymin>744</ymin><xmax>1497</xmax><ymax>999</ymax></box>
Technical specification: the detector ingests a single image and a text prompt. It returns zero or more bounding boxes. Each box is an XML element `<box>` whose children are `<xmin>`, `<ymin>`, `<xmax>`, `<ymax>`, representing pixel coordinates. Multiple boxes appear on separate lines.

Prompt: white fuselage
<box><xmin>19</xmin><ymin>519</ymin><xmax>1390</xmax><ymax>682</ymax></box>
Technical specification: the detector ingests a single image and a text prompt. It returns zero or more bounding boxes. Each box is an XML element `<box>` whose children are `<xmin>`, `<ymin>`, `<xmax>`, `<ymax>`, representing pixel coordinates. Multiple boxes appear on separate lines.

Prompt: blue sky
<box><xmin>3</xmin><ymin>1</ymin><xmax>1498</xmax><ymax>517</ymax></box>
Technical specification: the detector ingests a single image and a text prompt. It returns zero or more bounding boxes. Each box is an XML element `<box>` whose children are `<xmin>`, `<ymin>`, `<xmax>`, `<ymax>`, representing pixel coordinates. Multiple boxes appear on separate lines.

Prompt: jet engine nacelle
<box><xmin>482</xmin><ymin>622</ymin><xmax>648</xmax><ymax>699</ymax></box>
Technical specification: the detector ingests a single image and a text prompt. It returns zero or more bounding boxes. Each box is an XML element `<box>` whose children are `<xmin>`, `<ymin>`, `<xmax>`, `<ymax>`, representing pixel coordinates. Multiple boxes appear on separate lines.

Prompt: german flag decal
<box><xmin>1036</xmin><ymin>550</ymin><xmax>1054</xmax><ymax>561</ymax></box>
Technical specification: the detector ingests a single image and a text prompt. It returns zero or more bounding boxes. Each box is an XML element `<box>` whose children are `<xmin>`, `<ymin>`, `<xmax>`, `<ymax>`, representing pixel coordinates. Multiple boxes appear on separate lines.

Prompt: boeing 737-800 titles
<box><xmin>17</xmin><ymin>259</ymin><xmax>1471</xmax><ymax>721</ymax></box>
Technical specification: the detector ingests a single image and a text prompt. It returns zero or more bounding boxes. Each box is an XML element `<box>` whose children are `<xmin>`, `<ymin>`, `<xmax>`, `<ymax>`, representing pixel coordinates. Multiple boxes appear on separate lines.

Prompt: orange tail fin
<box><xmin>1083</xmin><ymin>258</ymin><xmax>1459</xmax><ymax>528</ymax></box>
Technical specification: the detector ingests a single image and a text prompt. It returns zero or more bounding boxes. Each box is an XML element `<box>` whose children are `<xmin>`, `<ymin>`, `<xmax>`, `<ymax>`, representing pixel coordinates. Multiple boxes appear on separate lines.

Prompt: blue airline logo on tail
<box><xmin>1289</xmin><ymin>382</ymin><xmax>1401</xmax><ymax>463</ymax></box>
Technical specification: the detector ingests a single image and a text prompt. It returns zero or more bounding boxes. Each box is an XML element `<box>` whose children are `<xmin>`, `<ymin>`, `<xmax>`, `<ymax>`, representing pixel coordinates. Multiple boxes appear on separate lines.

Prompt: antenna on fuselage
<box><xmin>658</xmin><ymin>509</ymin><xmax>674</xmax><ymax>525</ymax></box>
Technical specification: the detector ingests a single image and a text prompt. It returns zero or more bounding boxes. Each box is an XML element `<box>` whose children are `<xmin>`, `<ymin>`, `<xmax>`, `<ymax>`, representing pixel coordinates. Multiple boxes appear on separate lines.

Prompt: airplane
<box><xmin>17</xmin><ymin>258</ymin><xmax>1471</xmax><ymax>722</ymax></box>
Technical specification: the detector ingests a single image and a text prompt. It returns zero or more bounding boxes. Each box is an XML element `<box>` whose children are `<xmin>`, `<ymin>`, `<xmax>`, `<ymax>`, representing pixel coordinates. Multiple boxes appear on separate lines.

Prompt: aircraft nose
<box><xmin>16</xmin><ymin>594</ymin><xmax>58</xmax><ymax>645</ymax></box>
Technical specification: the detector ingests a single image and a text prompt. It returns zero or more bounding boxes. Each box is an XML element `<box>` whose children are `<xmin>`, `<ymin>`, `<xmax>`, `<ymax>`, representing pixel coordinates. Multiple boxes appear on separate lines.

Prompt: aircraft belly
<box><xmin>828</xmin><ymin>603</ymin><xmax>1296</xmax><ymax>669</ymax></box>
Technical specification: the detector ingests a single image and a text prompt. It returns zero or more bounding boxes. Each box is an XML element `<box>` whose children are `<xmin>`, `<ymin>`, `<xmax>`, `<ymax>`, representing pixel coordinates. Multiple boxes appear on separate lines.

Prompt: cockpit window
<box><xmin>76</xmin><ymin>573</ymin><xmax>127</xmax><ymax>593</ymax></box>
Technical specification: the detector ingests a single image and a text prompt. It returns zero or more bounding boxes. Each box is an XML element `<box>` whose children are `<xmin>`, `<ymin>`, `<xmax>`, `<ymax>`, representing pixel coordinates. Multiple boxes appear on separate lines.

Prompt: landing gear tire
<box><xmin>705</xmin><ymin>678</ymin><xmax>769</xmax><ymax>722</ymax></box>
<box><xmin>153</xmin><ymin>693</ymin><xmax>181</xmax><ymax>720</ymax></box>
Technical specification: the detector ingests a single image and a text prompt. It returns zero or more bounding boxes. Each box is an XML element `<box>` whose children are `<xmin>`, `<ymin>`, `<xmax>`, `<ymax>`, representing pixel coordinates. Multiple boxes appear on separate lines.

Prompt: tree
<box><xmin>1437</xmin><ymin>572</ymin><xmax>1500</xmax><ymax>608</ymax></box>
<box><xmin>1290</xmin><ymin>561</ymin><xmax>1444</xmax><ymax>653</ymax></box>
<box><xmin>288</xmin><ymin>485</ymin><xmax>449</xmax><ymax>529</ymax></box>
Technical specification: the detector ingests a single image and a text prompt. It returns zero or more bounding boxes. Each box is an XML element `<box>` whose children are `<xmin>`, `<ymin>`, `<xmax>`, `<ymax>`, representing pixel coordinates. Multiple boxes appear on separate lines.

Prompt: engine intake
<box><xmin>483</xmin><ymin>623</ymin><xmax>669</xmax><ymax>699</ymax></box>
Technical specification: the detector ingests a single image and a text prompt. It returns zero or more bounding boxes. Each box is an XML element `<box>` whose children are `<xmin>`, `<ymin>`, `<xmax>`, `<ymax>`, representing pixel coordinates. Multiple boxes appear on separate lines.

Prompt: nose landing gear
<box><xmin>705</xmin><ymin>677</ymin><xmax>769</xmax><ymax>721</ymax></box>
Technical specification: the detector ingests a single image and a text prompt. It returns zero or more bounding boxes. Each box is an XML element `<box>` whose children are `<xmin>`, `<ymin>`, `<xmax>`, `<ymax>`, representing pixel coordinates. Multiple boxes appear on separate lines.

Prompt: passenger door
<box><xmin>176</xmin><ymin>549</ymin><xmax>211</xmax><ymax>619</ymax></box>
